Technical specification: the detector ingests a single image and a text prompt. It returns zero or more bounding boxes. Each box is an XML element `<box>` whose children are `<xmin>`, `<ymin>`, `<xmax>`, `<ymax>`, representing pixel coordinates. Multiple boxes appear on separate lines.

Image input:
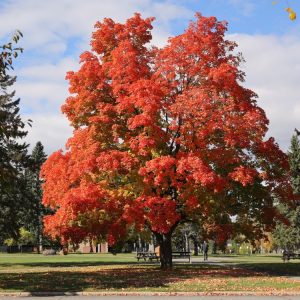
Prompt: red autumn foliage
<box><xmin>41</xmin><ymin>13</ymin><xmax>293</xmax><ymax>267</ymax></box>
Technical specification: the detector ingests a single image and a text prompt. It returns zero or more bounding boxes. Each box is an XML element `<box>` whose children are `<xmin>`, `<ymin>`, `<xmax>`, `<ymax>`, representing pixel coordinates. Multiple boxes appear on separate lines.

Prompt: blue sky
<box><xmin>0</xmin><ymin>0</ymin><xmax>300</xmax><ymax>154</ymax></box>
<box><xmin>172</xmin><ymin>0</ymin><xmax>300</xmax><ymax>35</ymax></box>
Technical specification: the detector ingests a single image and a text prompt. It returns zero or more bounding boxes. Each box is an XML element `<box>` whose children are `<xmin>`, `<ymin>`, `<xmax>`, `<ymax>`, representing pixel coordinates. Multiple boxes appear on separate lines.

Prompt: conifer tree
<box><xmin>290</xmin><ymin>131</ymin><xmax>300</xmax><ymax>195</ymax></box>
<box><xmin>25</xmin><ymin>142</ymin><xmax>47</xmax><ymax>252</ymax></box>
<box><xmin>0</xmin><ymin>31</ymin><xmax>31</xmax><ymax>241</ymax></box>
<box><xmin>273</xmin><ymin>130</ymin><xmax>300</xmax><ymax>250</ymax></box>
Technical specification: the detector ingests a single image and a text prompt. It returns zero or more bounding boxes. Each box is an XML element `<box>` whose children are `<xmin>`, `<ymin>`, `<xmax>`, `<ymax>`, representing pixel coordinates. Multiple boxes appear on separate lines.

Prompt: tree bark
<box><xmin>89</xmin><ymin>239</ymin><xmax>94</xmax><ymax>253</ymax></box>
<box><xmin>155</xmin><ymin>232</ymin><xmax>173</xmax><ymax>269</ymax></box>
<box><xmin>194</xmin><ymin>240</ymin><xmax>199</xmax><ymax>256</ymax></box>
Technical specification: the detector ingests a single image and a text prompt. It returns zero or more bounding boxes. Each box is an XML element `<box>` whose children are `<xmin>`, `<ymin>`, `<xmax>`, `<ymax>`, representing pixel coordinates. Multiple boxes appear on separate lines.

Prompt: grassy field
<box><xmin>0</xmin><ymin>253</ymin><xmax>299</xmax><ymax>293</ymax></box>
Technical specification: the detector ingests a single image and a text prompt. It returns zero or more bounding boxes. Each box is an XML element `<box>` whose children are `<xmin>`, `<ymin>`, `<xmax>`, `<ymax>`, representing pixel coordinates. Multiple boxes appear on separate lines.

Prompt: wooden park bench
<box><xmin>282</xmin><ymin>251</ymin><xmax>300</xmax><ymax>262</ymax></box>
<box><xmin>172</xmin><ymin>251</ymin><xmax>192</xmax><ymax>263</ymax></box>
<box><xmin>136</xmin><ymin>251</ymin><xmax>192</xmax><ymax>263</ymax></box>
<box><xmin>136</xmin><ymin>251</ymin><xmax>160</xmax><ymax>262</ymax></box>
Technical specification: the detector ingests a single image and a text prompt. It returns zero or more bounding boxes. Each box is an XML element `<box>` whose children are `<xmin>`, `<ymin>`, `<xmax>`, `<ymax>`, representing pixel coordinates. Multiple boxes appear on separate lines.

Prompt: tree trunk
<box><xmin>212</xmin><ymin>241</ymin><xmax>217</xmax><ymax>254</ymax></box>
<box><xmin>37</xmin><ymin>218</ymin><xmax>41</xmax><ymax>254</ymax></box>
<box><xmin>194</xmin><ymin>240</ymin><xmax>199</xmax><ymax>256</ymax></box>
<box><xmin>89</xmin><ymin>239</ymin><xmax>94</xmax><ymax>253</ymax></box>
<box><xmin>155</xmin><ymin>232</ymin><xmax>173</xmax><ymax>269</ymax></box>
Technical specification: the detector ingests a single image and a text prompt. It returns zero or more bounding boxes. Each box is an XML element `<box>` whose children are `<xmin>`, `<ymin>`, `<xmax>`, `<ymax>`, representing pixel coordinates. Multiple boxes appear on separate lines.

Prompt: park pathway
<box><xmin>0</xmin><ymin>295</ymin><xmax>300</xmax><ymax>300</ymax></box>
<box><xmin>184</xmin><ymin>256</ymin><xmax>300</xmax><ymax>282</ymax></box>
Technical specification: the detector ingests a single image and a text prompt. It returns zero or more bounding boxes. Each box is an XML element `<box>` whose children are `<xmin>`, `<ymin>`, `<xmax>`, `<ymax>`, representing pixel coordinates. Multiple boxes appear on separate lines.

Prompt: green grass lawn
<box><xmin>0</xmin><ymin>253</ymin><xmax>299</xmax><ymax>293</ymax></box>
<box><xmin>0</xmin><ymin>253</ymin><xmax>136</xmax><ymax>269</ymax></box>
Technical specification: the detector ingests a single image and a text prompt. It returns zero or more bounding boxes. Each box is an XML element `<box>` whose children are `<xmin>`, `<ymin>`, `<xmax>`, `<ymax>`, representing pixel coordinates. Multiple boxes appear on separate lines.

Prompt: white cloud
<box><xmin>229</xmin><ymin>33</ymin><xmax>300</xmax><ymax>151</ymax></box>
<box><xmin>227</xmin><ymin>0</ymin><xmax>256</xmax><ymax>17</ymax></box>
<box><xmin>17</xmin><ymin>57</ymin><xmax>78</xmax><ymax>82</ymax></box>
<box><xmin>17</xmin><ymin>81</ymin><xmax>67</xmax><ymax>110</ymax></box>
<box><xmin>4</xmin><ymin>59</ymin><xmax>73</xmax><ymax>117</ymax></box>
<box><xmin>151</xmin><ymin>2</ymin><xmax>192</xmax><ymax>24</ymax></box>
<box><xmin>24</xmin><ymin>114</ymin><xmax>73</xmax><ymax>154</ymax></box>
<box><xmin>0</xmin><ymin>0</ymin><xmax>192</xmax><ymax>51</ymax></box>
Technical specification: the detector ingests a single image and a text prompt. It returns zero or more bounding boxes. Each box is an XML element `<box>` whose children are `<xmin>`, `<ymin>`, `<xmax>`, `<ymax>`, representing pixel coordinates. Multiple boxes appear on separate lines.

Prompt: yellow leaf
<box><xmin>289</xmin><ymin>12</ymin><xmax>297</xmax><ymax>21</ymax></box>
<box><xmin>286</xmin><ymin>8</ymin><xmax>297</xmax><ymax>20</ymax></box>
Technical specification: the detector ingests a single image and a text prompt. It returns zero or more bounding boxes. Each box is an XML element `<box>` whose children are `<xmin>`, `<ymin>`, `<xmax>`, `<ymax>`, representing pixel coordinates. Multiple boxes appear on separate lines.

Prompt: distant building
<box><xmin>78</xmin><ymin>241</ymin><xmax>108</xmax><ymax>253</ymax></box>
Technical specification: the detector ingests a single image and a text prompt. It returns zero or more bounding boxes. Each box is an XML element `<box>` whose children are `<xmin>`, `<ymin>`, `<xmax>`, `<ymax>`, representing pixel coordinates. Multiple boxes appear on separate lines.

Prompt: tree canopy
<box><xmin>42</xmin><ymin>13</ymin><xmax>293</xmax><ymax>269</ymax></box>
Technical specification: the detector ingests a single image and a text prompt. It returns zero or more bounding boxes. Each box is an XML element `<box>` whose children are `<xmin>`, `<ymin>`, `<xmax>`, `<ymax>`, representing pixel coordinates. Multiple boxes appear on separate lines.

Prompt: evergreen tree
<box><xmin>25</xmin><ymin>142</ymin><xmax>47</xmax><ymax>252</ymax></box>
<box><xmin>0</xmin><ymin>31</ymin><xmax>31</xmax><ymax>241</ymax></box>
<box><xmin>272</xmin><ymin>204</ymin><xmax>300</xmax><ymax>251</ymax></box>
<box><xmin>273</xmin><ymin>130</ymin><xmax>300</xmax><ymax>251</ymax></box>
<box><xmin>290</xmin><ymin>131</ymin><xmax>300</xmax><ymax>195</ymax></box>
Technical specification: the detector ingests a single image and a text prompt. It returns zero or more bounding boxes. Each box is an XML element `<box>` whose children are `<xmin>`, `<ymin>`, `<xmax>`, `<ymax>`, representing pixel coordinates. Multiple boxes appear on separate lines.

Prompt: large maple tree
<box><xmin>42</xmin><ymin>13</ymin><xmax>293</xmax><ymax>269</ymax></box>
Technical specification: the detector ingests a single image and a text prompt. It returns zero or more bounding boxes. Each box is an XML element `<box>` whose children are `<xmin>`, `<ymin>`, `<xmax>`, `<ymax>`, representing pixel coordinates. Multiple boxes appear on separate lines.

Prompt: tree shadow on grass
<box><xmin>0</xmin><ymin>260</ymin><xmax>140</xmax><ymax>269</ymax></box>
<box><xmin>236</xmin><ymin>262</ymin><xmax>300</xmax><ymax>277</ymax></box>
<box><xmin>0</xmin><ymin>264</ymin><xmax>271</xmax><ymax>293</ymax></box>
<box><xmin>191</xmin><ymin>255</ymin><xmax>300</xmax><ymax>277</ymax></box>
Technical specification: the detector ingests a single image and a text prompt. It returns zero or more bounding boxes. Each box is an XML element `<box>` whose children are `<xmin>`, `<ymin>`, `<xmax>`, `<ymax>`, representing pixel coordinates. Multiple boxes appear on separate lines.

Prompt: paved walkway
<box><xmin>182</xmin><ymin>257</ymin><xmax>300</xmax><ymax>282</ymax></box>
<box><xmin>1</xmin><ymin>296</ymin><xmax>300</xmax><ymax>300</ymax></box>
<box><xmin>172</xmin><ymin>256</ymin><xmax>239</xmax><ymax>264</ymax></box>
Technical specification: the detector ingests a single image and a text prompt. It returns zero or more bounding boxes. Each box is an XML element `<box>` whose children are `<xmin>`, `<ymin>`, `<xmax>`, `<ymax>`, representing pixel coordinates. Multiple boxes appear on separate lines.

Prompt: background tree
<box><xmin>24</xmin><ymin>141</ymin><xmax>47</xmax><ymax>253</ymax></box>
<box><xmin>0</xmin><ymin>30</ymin><xmax>23</xmax><ymax>74</ymax></box>
<box><xmin>272</xmin><ymin>130</ymin><xmax>300</xmax><ymax>251</ymax></box>
<box><xmin>272</xmin><ymin>204</ymin><xmax>300</xmax><ymax>250</ymax></box>
<box><xmin>42</xmin><ymin>13</ymin><xmax>293</xmax><ymax>269</ymax></box>
<box><xmin>290</xmin><ymin>130</ymin><xmax>300</xmax><ymax>195</ymax></box>
<box><xmin>4</xmin><ymin>227</ymin><xmax>34</xmax><ymax>253</ymax></box>
<box><xmin>0</xmin><ymin>31</ymin><xmax>32</xmax><ymax>241</ymax></box>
